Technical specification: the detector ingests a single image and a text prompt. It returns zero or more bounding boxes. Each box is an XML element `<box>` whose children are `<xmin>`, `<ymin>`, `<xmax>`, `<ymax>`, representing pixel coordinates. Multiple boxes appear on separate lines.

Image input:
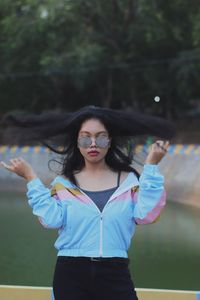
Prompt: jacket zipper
<box><xmin>77</xmin><ymin>182</ymin><xmax>134</xmax><ymax>257</ymax></box>
<box><xmin>99</xmin><ymin>215</ymin><xmax>103</xmax><ymax>257</ymax></box>
<box><xmin>77</xmin><ymin>189</ymin><xmax>104</xmax><ymax>257</ymax></box>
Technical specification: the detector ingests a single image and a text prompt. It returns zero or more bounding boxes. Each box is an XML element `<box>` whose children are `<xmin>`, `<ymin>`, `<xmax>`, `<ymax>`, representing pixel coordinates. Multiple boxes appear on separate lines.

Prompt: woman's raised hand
<box><xmin>1</xmin><ymin>157</ymin><xmax>37</xmax><ymax>182</ymax></box>
<box><xmin>145</xmin><ymin>141</ymin><xmax>169</xmax><ymax>165</ymax></box>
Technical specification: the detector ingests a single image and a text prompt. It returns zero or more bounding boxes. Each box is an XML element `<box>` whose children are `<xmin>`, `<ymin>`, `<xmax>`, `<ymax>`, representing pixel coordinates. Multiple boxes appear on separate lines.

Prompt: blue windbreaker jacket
<box><xmin>27</xmin><ymin>164</ymin><xmax>166</xmax><ymax>258</ymax></box>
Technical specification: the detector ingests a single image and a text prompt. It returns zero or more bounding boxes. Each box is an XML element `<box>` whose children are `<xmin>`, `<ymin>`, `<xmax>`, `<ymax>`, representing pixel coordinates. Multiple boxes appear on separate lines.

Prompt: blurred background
<box><xmin>0</xmin><ymin>0</ymin><xmax>200</xmax><ymax>292</ymax></box>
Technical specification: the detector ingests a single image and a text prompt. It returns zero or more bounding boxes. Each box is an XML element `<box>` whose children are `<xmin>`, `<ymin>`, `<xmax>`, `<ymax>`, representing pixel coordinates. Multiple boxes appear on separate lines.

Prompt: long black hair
<box><xmin>1</xmin><ymin>106</ymin><xmax>175</xmax><ymax>184</ymax></box>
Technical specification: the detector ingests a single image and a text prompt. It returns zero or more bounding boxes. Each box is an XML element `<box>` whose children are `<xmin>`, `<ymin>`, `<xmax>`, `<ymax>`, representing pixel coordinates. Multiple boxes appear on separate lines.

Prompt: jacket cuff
<box><xmin>143</xmin><ymin>164</ymin><xmax>160</xmax><ymax>174</ymax></box>
<box><xmin>27</xmin><ymin>178</ymin><xmax>43</xmax><ymax>189</ymax></box>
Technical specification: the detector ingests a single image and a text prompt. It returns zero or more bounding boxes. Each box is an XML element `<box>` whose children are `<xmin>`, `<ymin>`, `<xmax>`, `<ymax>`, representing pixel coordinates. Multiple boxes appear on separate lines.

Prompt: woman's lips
<box><xmin>88</xmin><ymin>151</ymin><xmax>99</xmax><ymax>156</ymax></box>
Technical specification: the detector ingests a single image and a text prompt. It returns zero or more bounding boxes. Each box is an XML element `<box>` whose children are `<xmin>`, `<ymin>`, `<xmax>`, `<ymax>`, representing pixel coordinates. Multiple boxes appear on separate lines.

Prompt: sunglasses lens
<box><xmin>96</xmin><ymin>136</ymin><xmax>110</xmax><ymax>148</ymax></box>
<box><xmin>78</xmin><ymin>137</ymin><xmax>92</xmax><ymax>148</ymax></box>
<box><xmin>78</xmin><ymin>136</ymin><xmax>110</xmax><ymax>148</ymax></box>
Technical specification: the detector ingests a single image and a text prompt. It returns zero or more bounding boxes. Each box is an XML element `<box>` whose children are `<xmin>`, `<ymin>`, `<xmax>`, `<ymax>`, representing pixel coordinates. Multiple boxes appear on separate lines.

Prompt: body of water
<box><xmin>0</xmin><ymin>192</ymin><xmax>200</xmax><ymax>290</ymax></box>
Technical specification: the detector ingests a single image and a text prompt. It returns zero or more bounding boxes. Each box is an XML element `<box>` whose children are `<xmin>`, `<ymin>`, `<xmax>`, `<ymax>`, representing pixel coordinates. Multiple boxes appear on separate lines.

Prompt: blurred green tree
<box><xmin>0</xmin><ymin>0</ymin><xmax>200</xmax><ymax>117</ymax></box>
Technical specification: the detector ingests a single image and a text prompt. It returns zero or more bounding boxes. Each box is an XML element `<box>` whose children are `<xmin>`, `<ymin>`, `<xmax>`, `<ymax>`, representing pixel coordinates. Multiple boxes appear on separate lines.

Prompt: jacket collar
<box><xmin>54</xmin><ymin>172</ymin><xmax>139</xmax><ymax>200</ymax></box>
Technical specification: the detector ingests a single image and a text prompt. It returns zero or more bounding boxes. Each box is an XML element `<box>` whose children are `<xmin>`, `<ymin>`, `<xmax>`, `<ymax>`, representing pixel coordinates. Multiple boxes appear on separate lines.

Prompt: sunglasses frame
<box><xmin>78</xmin><ymin>135</ymin><xmax>110</xmax><ymax>149</ymax></box>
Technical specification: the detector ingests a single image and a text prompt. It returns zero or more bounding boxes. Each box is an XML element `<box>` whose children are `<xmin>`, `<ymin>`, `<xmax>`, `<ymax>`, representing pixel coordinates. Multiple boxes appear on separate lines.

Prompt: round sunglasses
<box><xmin>78</xmin><ymin>136</ymin><xmax>110</xmax><ymax>148</ymax></box>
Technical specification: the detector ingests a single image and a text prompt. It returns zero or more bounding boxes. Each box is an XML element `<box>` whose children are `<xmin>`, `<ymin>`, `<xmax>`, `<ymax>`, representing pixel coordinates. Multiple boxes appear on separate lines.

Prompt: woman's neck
<box><xmin>83</xmin><ymin>160</ymin><xmax>109</xmax><ymax>174</ymax></box>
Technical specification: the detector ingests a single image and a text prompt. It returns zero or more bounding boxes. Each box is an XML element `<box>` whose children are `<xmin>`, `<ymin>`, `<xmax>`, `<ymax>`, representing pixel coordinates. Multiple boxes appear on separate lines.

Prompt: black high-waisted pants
<box><xmin>53</xmin><ymin>256</ymin><xmax>138</xmax><ymax>300</ymax></box>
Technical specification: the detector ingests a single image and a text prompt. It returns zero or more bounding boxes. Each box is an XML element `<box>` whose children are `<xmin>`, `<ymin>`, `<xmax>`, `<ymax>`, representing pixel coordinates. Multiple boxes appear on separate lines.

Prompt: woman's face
<box><xmin>77</xmin><ymin>118</ymin><xmax>111</xmax><ymax>164</ymax></box>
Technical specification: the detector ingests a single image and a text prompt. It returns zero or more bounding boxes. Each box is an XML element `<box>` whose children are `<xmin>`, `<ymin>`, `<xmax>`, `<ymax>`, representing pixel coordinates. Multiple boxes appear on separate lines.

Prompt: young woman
<box><xmin>1</xmin><ymin>106</ymin><xmax>173</xmax><ymax>300</ymax></box>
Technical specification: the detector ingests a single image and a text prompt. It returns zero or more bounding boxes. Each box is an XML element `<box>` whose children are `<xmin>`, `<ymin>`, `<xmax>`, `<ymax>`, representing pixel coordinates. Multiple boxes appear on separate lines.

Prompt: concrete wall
<box><xmin>1</xmin><ymin>144</ymin><xmax>200</xmax><ymax>207</ymax></box>
<box><xmin>0</xmin><ymin>146</ymin><xmax>59</xmax><ymax>192</ymax></box>
<box><xmin>160</xmin><ymin>147</ymin><xmax>200</xmax><ymax>207</ymax></box>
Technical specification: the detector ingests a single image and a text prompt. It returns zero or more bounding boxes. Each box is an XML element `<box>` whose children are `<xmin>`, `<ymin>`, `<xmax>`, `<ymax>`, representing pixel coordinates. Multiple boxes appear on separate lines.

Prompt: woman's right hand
<box><xmin>145</xmin><ymin>140</ymin><xmax>169</xmax><ymax>165</ymax></box>
<box><xmin>1</xmin><ymin>157</ymin><xmax>37</xmax><ymax>182</ymax></box>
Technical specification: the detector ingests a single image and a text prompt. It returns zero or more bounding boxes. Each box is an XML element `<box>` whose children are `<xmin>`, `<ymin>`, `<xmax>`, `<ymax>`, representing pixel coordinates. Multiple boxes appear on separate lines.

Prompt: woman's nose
<box><xmin>90</xmin><ymin>137</ymin><xmax>97</xmax><ymax>147</ymax></box>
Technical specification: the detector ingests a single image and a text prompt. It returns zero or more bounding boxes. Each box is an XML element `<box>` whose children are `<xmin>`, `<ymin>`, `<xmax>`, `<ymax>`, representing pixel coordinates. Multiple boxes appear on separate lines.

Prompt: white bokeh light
<box><xmin>154</xmin><ymin>96</ymin><xmax>160</xmax><ymax>102</ymax></box>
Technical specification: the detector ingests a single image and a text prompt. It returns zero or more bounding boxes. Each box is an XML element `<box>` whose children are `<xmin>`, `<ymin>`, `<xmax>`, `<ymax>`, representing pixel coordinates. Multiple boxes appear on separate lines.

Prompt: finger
<box><xmin>155</xmin><ymin>141</ymin><xmax>168</xmax><ymax>152</ymax></box>
<box><xmin>10</xmin><ymin>158</ymin><xmax>22</xmax><ymax>166</ymax></box>
<box><xmin>12</xmin><ymin>157</ymin><xmax>21</xmax><ymax>162</ymax></box>
<box><xmin>17</xmin><ymin>157</ymin><xmax>25</xmax><ymax>163</ymax></box>
<box><xmin>156</xmin><ymin>140</ymin><xmax>164</xmax><ymax>145</ymax></box>
<box><xmin>161</xmin><ymin>141</ymin><xmax>170</xmax><ymax>151</ymax></box>
<box><xmin>10</xmin><ymin>159</ymin><xmax>17</xmax><ymax>167</ymax></box>
<box><xmin>13</xmin><ymin>158</ymin><xmax>22</xmax><ymax>164</ymax></box>
<box><xmin>155</xmin><ymin>140</ymin><xmax>165</xmax><ymax>147</ymax></box>
<box><xmin>159</xmin><ymin>140</ymin><xmax>169</xmax><ymax>146</ymax></box>
<box><xmin>14</xmin><ymin>157</ymin><xmax>24</xmax><ymax>163</ymax></box>
<box><xmin>1</xmin><ymin>161</ymin><xmax>15</xmax><ymax>171</ymax></box>
<box><xmin>1</xmin><ymin>161</ymin><xmax>10</xmax><ymax>168</ymax></box>
<box><xmin>163</xmin><ymin>141</ymin><xmax>170</xmax><ymax>150</ymax></box>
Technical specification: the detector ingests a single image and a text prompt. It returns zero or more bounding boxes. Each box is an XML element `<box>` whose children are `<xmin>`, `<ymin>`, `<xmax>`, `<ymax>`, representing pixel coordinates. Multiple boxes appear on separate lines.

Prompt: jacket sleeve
<box><xmin>133</xmin><ymin>164</ymin><xmax>166</xmax><ymax>224</ymax></box>
<box><xmin>26</xmin><ymin>178</ymin><xmax>65</xmax><ymax>229</ymax></box>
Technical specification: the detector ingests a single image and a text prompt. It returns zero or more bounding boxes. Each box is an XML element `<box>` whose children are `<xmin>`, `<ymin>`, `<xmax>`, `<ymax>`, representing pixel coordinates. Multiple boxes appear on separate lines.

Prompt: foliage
<box><xmin>0</xmin><ymin>0</ymin><xmax>200</xmax><ymax>117</ymax></box>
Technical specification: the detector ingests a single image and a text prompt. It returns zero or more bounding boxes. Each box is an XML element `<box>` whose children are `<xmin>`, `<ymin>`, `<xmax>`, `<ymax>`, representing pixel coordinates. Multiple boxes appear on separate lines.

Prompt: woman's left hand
<box><xmin>145</xmin><ymin>140</ymin><xmax>169</xmax><ymax>165</ymax></box>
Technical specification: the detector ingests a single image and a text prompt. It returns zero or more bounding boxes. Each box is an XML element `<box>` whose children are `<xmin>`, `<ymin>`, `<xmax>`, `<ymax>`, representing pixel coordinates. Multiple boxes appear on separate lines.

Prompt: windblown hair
<box><xmin>1</xmin><ymin>106</ymin><xmax>175</xmax><ymax>184</ymax></box>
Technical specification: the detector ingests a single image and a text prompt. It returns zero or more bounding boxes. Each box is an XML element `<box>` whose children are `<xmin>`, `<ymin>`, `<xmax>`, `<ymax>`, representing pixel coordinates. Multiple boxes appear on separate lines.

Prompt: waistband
<box><xmin>57</xmin><ymin>256</ymin><xmax>129</xmax><ymax>264</ymax></box>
